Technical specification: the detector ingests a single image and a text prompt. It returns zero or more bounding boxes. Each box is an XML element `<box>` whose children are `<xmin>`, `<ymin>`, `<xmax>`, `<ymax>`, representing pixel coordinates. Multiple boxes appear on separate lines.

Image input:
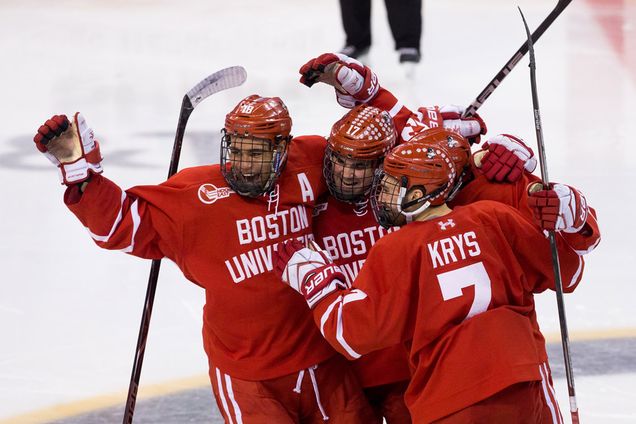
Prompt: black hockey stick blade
<box><xmin>122</xmin><ymin>67</ymin><xmax>247</xmax><ymax>424</ymax></box>
<box><xmin>519</xmin><ymin>8</ymin><xmax>580</xmax><ymax>424</ymax></box>
<box><xmin>463</xmin><ymin>0</ymin><xmax>573</xmax><ymax>117</ymax></box>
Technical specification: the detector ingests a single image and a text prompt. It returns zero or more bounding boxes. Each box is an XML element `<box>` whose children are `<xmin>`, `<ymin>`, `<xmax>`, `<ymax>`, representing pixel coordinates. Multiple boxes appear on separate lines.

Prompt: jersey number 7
<box><xmin>436</xmin><ymin>262</ymin><xmax>492</xmax><ymax>321</ymax></box>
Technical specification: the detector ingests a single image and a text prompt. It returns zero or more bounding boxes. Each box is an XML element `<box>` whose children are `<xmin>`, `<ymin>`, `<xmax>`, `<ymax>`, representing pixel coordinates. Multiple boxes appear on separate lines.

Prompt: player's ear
<box><xmin>407</xmin><ymin>186</ymin><xmax>425</xmax><ymax>203</ymax></box>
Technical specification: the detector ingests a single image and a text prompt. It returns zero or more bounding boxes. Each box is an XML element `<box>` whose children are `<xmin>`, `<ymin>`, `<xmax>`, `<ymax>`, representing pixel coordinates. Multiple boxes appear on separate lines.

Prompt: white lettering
<box><xmin>237</xmin><ymin>219</ymin><xmax>251</xmax><ymax>245</ymax></box>
<box><xmin>427</xmin><ymin>231</ymin><xmax>482</xmax><ymax>268</ymax></box>
<box><xmin>465</xmin><ymin>231</ymin><xmax>481</xmax><ymax>257</ymax></box>
<box><xmin>297</xmin><ymin>172</ymin><xmax>315</xmax><ymax>202</ymax></box>
<box><xmin>225</xmin><ymin>257</ymin><xmax>246</xmax><ymax>283</ymax></box>
<box><xmin>236</xmin><ymin>206</ymin><xmax>310</xmax><ymax>245</ymax></box>
<box><xmin>428</xmin><ymin>240</ymin><xmax>444</xmax><ymax>269</ymax></box>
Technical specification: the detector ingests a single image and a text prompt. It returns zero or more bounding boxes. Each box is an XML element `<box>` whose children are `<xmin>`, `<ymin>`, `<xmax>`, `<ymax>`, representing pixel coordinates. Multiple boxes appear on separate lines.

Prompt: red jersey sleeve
<box><xmin>368</xmin><ymin>87</ymin><xmax>441</xmax><ymax>144</ymax></box>
<box><xmin>65</xmin><ymin>173</ymin><xmax>185</xmax><ymax>262</ymax></box>
<box><xmin>312</xmin><ymin>235</ymin><xmax>416</xmax><ymax>360</ymax></box>
<box><xmin>489</xmin><ymin>203</ymin><xmax>585</xmax><ymax>293</ymax></box>
<box><xmin>456</xmin><ymin>170</ymin><xmax>601</xmax><ymax>255</ymax></box>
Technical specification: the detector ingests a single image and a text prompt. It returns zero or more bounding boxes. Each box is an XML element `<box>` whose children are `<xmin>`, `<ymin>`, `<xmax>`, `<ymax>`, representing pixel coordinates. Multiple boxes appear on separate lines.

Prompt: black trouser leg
<box><xmin>339</xmin><ymin>0</ymin><xmax>372</xmax><ymax>48</ymax></box>
<box><xmin>385</xmin><ymin>0</ymin><xmax>422</xmax><ymax>50</ymax></box>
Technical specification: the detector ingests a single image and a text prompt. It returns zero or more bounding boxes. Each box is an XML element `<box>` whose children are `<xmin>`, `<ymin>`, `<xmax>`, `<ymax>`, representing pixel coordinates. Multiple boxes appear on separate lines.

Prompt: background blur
<box><xmin>1</xmin><ymin>0</ymin><xmax>634</xmax><ymax>423</ymax></box>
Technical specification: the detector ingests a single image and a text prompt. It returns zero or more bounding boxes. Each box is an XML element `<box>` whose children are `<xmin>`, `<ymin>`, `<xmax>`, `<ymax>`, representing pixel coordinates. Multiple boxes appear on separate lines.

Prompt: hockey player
<box><xmin>32</xmin><ymin>96</ymin><xmax>376</xmax><ymax>423</ymax></box>
<box><xmin>315</xmin><ymin>104</ymin><xmax>412</xmax><ymax>423</ymax></box>
<box><xmin>304</xmin><ymin>56</ymin><xmax>597</xmax><ymax>423</ymax></box>
<box><xmin>274</xmin><ymin>134</ymin><xmax>589</xmax><ymax>423</ymax></box>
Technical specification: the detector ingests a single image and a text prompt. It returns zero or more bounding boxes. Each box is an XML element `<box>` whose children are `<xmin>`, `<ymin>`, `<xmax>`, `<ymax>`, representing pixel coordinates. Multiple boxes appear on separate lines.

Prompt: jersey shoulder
<box><xmin>162</xmin><ymin>164</ymin><xmax>226</xmax><ymax>189</ymax></box>
<box><xmin>286</xmin><ymin>135</ymin><xmax>327</xmax><ymax>171</ymax></box>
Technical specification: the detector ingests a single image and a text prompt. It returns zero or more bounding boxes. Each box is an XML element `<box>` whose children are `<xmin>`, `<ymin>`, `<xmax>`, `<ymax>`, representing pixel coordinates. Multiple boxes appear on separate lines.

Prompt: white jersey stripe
<box><xmin>215</xmin><ymin>368</ymin><xmax>234</xmax><ymax>424</ymax></box>
<box><xmin>120</xmin><ymin>199</ymin><xmax>141</xmax><ymax>253</ymax></box>
<box><xmin>88</xmin><ymin>191</ymin><xmax>127</xmax><ymax>242</ymax></box>
<box><xmin>567</xmin><ymin>256</ymin><xmax>584</xmax><ymax>289</ymax></box>
<box><xmin>319</xmin><ymin>295</ymin><xmax>342</xmax><ymax>337</ymax></box>
<box><xmin>539</xmin><ymin>363</ymin><xmax>562</xmax><ymax>424</ymax></box>
<box><xmin>335</xmin><ymin>290</ymin><xmax>367</xmax><ymax>359</ymax></box>
<box><xmin>388</xmin><ymin>101</ymin><xmax>403</xmax><ymax>118</ymax></box>
<box><xmin>224</xmin><ymin>373</ymin><xmax>243</xmax><ymax>424</ymax></box>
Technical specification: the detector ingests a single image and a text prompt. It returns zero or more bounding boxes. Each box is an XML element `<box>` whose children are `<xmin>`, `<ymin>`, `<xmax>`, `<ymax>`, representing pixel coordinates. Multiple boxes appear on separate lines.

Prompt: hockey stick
<box><xmin>122</xmin><ymin>66</ymin><xmax>247</xmax><ymax>424</ymax></box>
<box><xmin>462</xmin><ymin>0</ymin><xmax>573</xmax><ymax>118</ymax></box>
<box><xmin>519</xmin><ymin>9</ymin><xmax>580</xmax><ymax>424</ymax></box>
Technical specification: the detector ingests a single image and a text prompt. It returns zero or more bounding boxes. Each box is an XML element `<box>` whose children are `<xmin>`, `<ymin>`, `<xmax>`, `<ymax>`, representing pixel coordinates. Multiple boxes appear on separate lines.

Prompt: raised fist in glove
<box><xmin>476</xmin><ymin>134</ymin><xmax>538</xmax><ymax>183</ymax></box>
<box><xmin>299</xmin><ymin>53</ymin><xmax>379</xmax><ymax>108</ymax></box>
<box><xmin>440</xmin><ymin>105</ymin><xmax>487</xmax><ymax>145</ymax></box>
<box><xmin>274</xmin><ymin>239</ymin><xmax>349</xmax><ymax>308</ymax></box>
<box><xmin>34</xmin><ymin>113</ymin><xmax>103</xmax><ymax>185</ymax></box>
<box><xmin>527</xmin><ymin>183</ymin><xmax>589</xmax><ymax>233</ymax></box>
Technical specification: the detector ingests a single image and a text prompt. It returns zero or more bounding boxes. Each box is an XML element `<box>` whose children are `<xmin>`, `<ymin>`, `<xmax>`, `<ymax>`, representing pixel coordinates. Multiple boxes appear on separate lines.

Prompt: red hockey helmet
<box><xmin>410</xmin><ymin>127</ymin><xmax>471</xmax><ymax>201</ymax></box>
<box><xmin>221</xmin><ymin>95</ymin><xmax>292</xmax><ymax>197</ymax></box>
<box><xmin>324</xmin><ymin>105</ymin><xmax>397</xmax><ymax>203</ymax></box>
<box><xmin>327</xmin><ymin>104</ymin><xmax>397</xmax><ymax>159</ymax></box>
<box><xmin>371</xmin><ymin>141</ymin><xmax>455</xmax><ymax>228</ymax></box>
<box><xmin>224</xmin><ymin>94</ymin><xmax>292</xmax><ymax>143</ymax></box>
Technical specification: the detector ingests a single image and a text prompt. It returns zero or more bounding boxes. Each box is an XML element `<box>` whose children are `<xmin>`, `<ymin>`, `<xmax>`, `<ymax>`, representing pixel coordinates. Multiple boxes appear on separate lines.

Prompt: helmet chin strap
<box><xmin>396</xmin><ymin>181</ymin><xmax>431</xmax><ymax>223</ymax></box>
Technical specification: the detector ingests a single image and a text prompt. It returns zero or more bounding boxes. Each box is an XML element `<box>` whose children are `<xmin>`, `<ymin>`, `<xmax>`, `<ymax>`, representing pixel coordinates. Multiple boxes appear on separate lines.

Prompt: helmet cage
<box><xmin>370</xmin><ymin>169</ymin><xmax>450</xmax><ymax>228</ymax></box>
<box><xmin>370</xmin><ymin>145</ymin><xmax>455</xmax><ymax>228</ymax></box>
<box><xmin>323</xmin><ymin>146</ymin><xmax>381</xmax><ymax>203</ymax></box>
<box><xmin>220</xmin><ymin>130</ymin><xmax>290</xmax><ymax>197</ymax></box>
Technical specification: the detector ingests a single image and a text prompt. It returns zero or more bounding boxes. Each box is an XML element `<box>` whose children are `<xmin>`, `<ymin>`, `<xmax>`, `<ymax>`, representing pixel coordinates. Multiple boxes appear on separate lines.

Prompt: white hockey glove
<box><xmin>274</xmin><ymin>239</ymin><xmax>349</xmax><ymax>308</ymax></box>
<box><xmin>440</xmin><ymin>105</ymin><xmax>487</xmax><ymax>145</ymax></box>
<box><xmin>299</xmin><ymin>53</ymin><xmax>380</xmax><ymax>109</ymax></box>
<box><xmin>527</xmin><ymin>182</ymin><xmax>589</xmax><ymax>233</ymax></box>
<box><xmin>33</xmin><ymin>113</ymin><xmax>103</xmax><ymax>185</ymax></box>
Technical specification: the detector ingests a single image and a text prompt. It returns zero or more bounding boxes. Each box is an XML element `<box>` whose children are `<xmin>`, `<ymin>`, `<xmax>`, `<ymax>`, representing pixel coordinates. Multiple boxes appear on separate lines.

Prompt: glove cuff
<box><xmin>303</xmin><ymin>264</ymin><xmax>348</xmax><ymax>308</ymax></box>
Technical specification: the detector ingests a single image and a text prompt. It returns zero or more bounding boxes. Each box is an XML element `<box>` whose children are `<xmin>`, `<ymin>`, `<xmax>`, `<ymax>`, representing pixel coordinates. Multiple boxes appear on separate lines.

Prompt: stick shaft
<box><xmin>463</xmin><ymin>0</ymin><xmax>573</xmax><ymax>117</ymax></box>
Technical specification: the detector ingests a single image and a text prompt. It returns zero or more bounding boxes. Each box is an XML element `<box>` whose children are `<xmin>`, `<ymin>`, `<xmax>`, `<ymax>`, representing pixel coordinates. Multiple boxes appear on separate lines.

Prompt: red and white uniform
<box><xmin>313</xmin><ymin>197</ymin><xmax>411</xmax><ymax>422</ymax></box>
<box><xmin>65</xmin><ymin>136</ymin><xmax>375</xmax><ymax>421</ymax></box>
<box><xmin>312</xmin><ymin>201</ymin><xmax>585</xmax><ymax>423</ymax></box>
<box><xmin>313</xmin><ymin>197</ymin><xmax>409</xmax><ymax>387</ymax></box>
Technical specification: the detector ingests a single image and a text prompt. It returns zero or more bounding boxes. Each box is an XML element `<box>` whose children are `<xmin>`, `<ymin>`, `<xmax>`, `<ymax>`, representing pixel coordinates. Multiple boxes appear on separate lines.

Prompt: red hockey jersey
<box><xmin>312</xmin><ymin>201</ymin><xmax>585</xmax><ymax>423</ymax></box>
<box><xmin>313</xmin><ymin>196</ymin><xmax>409</xmax><ymax>388</ymax></box>
<box><xmin>66</xmin><ymin>136</ymin><xmax>337</xmax><ymax>380</ymax></box>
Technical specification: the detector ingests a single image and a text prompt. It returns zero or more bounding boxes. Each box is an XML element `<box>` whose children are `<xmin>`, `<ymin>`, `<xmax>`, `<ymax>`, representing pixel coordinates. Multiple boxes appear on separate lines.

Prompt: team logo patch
<box><xmin>438</xmin><ymin>219</ymin><xmax>456</xmax><ymax>230</ymax></box>
<box><xmin>198</xmin><ymin>183</ymin><xmax>233</xmax><ymax>204</ymax></box>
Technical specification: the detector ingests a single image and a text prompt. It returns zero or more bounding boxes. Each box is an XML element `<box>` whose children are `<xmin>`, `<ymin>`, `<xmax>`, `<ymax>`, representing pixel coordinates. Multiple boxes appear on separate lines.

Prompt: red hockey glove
<box><xmin>274</xmin><ymin>239</ymin><xmax>349</xmax><ymax>308</ymax></box>
<box><xmin>299</xmin><ymin>53</ymin><xmax>379</xmax><ymax>108</ymax></box>
<box><xmin>478</xmin><ymin>134</ymin><xmax>538</xmax><ymax>183</ymax></box>
<box><xmin>527</xmin><ymin>183</ymin><xmax>589</xmax><ymax>233</ymax></box>
<box><xmin>34</xmin><ymin>112</ymin><xmax>103</xmax><ymax>185</ymax></box>
<box><xmin>439</xmin><ymin>105</ymin><xmax>487</xmax><ymax>145</ymax></box>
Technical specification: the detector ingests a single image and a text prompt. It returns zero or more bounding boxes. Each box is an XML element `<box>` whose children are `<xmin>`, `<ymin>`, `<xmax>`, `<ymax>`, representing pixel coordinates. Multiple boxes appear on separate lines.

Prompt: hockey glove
<box><xmin>34</xmin><ymin>112</ymin><xmax>103</xmax><ymax>185</ymax></box>
<box><xmin>299</xmin><ymin>53</ymin><xmax>379</xmax><ymax>108</ymax></box>
<box><xmin>274</xmin><ymin>239</ymin><xmax>349</xmax><ymax>308</ymax></box>
<box><xmin>439</xmin><ymin>105</ymin><xmax>487</xmax><ymax>145</ymax></box>
<box><xmin>478</xmin><ymin>134</ymin><xmax>538</xmax><ymax>183</ymax></box>
<box><xmin>527</xmin><ymin>183</ymin><xmax>589</xmax><ymax>233</ymax></box>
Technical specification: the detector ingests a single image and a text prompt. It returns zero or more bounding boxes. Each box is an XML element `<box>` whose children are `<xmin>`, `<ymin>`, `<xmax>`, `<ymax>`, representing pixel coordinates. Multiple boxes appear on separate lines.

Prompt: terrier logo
<box><xmin>198</xmin><ymin>184</ymin><xmax>233</xmax><ymax>204</ymax></box>
<box><xmin>438</xmin><ymin>219</ymin><xmax>456</xmax><ymax>230</ymax></box>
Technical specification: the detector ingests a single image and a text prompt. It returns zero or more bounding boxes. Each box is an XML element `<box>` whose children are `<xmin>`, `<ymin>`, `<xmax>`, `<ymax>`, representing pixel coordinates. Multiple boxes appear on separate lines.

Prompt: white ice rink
<box><xmin>1</xmin><ymin>0</ymin><xmax>635</xmax><ymax>423</ymax></box>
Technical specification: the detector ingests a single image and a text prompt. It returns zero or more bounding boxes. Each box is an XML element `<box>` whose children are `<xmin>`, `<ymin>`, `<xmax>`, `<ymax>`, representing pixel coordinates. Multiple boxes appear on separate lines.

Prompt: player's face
<box><xmin>373</xmin><ymin>173</ymin><xmax>406</xmax><ymax>227</ymax></box>
<box><xmin>378</xmin><ymin>174</ymin><xmax>401</xmax><ymax>209</ymax></box>
<box><xmin>225</xmin><ymin>136</ymin><xmax>275</xmax><ymax>192</ymax></box>
<box><xmin>332</xmin><ymin>155</ymin><xmax>376</xmax><ymax>195</ymax></box>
